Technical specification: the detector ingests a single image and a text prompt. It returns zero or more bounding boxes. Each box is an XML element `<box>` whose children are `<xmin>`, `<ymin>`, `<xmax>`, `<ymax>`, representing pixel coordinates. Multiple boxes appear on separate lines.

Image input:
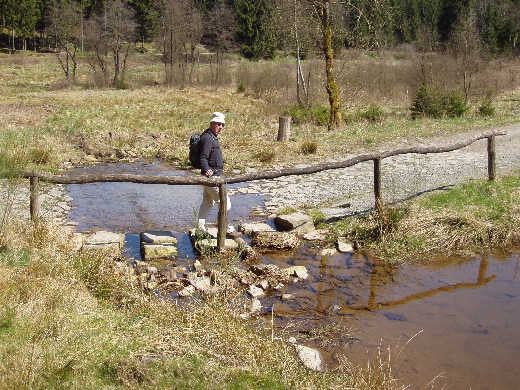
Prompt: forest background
<box><xmin>1</xmin><ymin>0</ymin><xmax>519</xmax><ymax>129</ymax></box>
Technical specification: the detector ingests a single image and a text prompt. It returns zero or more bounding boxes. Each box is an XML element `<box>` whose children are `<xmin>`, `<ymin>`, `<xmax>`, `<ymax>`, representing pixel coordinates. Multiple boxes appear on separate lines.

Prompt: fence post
<box><xmin>487</xmin><ymin>135</ymin><xmax>496</xmax><ymax>181</ymax></box>
<box><xmin>373</xmin><ymin>158</ymin><xmax>383</xmax><ymax>212</ymax></box>
<box><xmin>217</xmin><ymin>183</ymin><xmax>228</xmax><ymax>250</ymax></box>
<box><xmin>29</xmin><ymin>175</ymin><xmax>39</xmax><ymax>222</ymax></box>
<box><xmin>277</xmin><ymin>116</ymin><xmax>291</xmax><ymax>141</ymax></box>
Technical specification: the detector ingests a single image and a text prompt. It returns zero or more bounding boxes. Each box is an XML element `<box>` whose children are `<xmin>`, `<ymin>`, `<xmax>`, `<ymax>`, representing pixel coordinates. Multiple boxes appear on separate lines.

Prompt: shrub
<box><xmin>362</xmin><ymin>104</ymin><xmax>384</xmax><ymax>122</ymax></box>
<box><xmin>411</xmin><ymin>83</ymin><xmax>468</xmax><ymax>119</ymax></box>
<box><xmin>253</xmin><ymin>149</ymin><xmax>275</xmax><ymax>163</ymax></box>
<box><xmin>283</xmin><ymin>105</ymin><xmax>329</xmax><ymax>126</ymax></box>
<box><xmin>300</xmin><ymin>141</ymin><xmax>318</xmax><ymax>155</ymax></box>
<box><xmin>478</xmin><ymin>92</ymin><xmax>495</xmax><ymax>117</ymax></box>
<box><xmin>444</xmin><ymin>90</ymin><xmax>469</xmax><ymax>118</ymax></box>
<box><xmin>411</xmin><ymin>83</ymin><xmax>444</xmax><ymax>119</ymax></box>
<box><xmin>116</xmin><ymin>79</ymin><xmax>130</xmax><ymax>90</ymax></box>
<box><xmin>236</xmin><ymin>81</ymin><xmax>246</xmax><ymax>93</ymax></box>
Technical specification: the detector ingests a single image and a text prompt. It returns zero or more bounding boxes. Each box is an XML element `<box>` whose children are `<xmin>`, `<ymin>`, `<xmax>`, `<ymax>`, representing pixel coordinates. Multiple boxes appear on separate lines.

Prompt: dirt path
<box><xmin>236</xmin><ymin>123</ymin><xmax>520</xmax><ymax>215</ymax></box>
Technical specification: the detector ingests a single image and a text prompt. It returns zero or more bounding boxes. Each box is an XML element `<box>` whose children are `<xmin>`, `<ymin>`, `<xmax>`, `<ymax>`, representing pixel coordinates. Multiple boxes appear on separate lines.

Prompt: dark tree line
<box><xmin>1</xmin><ymin>0</ymin><xmax>518</xmax><ymax>57</ymax></box>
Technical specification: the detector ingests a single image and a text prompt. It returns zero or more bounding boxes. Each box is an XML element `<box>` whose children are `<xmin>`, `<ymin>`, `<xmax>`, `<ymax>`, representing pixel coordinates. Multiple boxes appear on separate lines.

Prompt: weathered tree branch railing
<box><xmin>20</xmin><ymin>131</ymin><xmax>505</xmax><ymax>250</ymax></box>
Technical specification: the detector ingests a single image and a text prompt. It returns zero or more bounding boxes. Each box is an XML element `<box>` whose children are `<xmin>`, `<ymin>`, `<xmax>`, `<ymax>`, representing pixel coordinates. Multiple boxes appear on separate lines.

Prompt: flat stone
<box><xmin>284</xmin><ymin>266</ymin><xmax>309</xmax><ymax>280</ymax></box>
<box><xmin>248</xmin><ymin>285</ymin><xmax>265</xmax><ymax>298</ymax></box>
<box><xmin>85</xmin><ymin>231</ymin><xmax>125</xmax><ymax>247</ymax></box>
<box><xmin>142</xmin><ymin>244</ymin><xmax>178</xmax><ymax>260</ymax></box>
<box><xmin>319</xmin><ymin>248</ymin><xmax>338</xmax><ymax>256</ymax></box>
<box><xmin>303</xmin><ymin>230</ymin><xmax>328</xmax><ymax>241</ymax></box>
<box><xmin>293</xmin><ymin>344</ymin><xmax>325</xmax><ymax>372</ymax></box>
<box><xmin>291</xmin><ymin>221</ymin><xmax>315</xmax><ymax>234</ymax></box>
<box><xmin>250</xmin><ymin>298</ymin><xmax>262</xmax><ymax>313</ymax></box>
<box><xmin>318</xmin><ymin>207</ymin><xmax>352</xmax><ymax>222</ymax></box>
<box><xmin>337</xmin><ymin>237</ymin><xmax>355</xmax><ymax>253</ymax></box>
<box><xmin>140</xmin><ymin>231</ymin><xmax>177</xmax><ymax>244</ymax></box>
<box><xmin>178</xmin><ymin>285</ymin><xmax>196</xmax><ymax>297</ymax></box>
<box><xmin>238</xmin><ymin>222</ymin><xmax>275</xmax><ymax>235</ymax></box>
<box><xmin>274</xmin><ymin>212</ymin><xmax>313</xmax><ymax>231</ymax></box>
<box><xmin>81</xmin><ymin>242</ymin><xmax>121</xmax><ymax>255</ymax></box>
<box><xmin>251</xmin><ymin>231</ymin><xmax>301</xmax><ymax>250</ymax></box>
<box><xmin>195</xmin><ymin>238</ymin><xmax>239</xmax><ymax>251</ymax></box>
<box><xmin>189</xmin><ymin>276</ymin><xmax>212</xmax><ymax>291</ymax></box>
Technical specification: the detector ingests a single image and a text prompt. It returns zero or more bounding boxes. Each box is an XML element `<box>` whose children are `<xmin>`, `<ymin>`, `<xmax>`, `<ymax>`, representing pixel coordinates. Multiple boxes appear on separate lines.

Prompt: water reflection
<box><xmin>263</xmin><ymin>250</ymin><xmax>520</xmax><ymax>390</ymax></box>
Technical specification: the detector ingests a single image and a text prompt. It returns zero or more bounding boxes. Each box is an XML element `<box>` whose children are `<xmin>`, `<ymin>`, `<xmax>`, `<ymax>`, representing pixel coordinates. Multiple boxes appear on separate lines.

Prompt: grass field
<box><xmin>1</xmin><ymin>50</ymin><xmax>519</xmax><ymax>175</ymax></box>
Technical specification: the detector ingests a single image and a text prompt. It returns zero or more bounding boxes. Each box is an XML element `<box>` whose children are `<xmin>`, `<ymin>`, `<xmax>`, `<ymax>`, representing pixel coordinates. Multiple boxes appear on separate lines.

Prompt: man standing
<box><xmin>197</xmin><ymin>112</ymin><xmax>235</xmax><ymax>235</ymax></box>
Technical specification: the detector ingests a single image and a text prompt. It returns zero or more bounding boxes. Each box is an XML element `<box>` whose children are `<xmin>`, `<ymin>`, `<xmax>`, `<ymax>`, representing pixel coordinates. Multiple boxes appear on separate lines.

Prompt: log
<box><xmin>16</xmin><ymin>131</ymin><xmax>505</xmax><ymax>187</ymax></box>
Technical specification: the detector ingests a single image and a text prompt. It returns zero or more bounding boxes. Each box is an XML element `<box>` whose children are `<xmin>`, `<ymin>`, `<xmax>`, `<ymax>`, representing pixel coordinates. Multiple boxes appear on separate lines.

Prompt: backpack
<box><xmin>189</xmin><ymin>133</ymin><xmax>202</xmax><ymax>169</ymax></box>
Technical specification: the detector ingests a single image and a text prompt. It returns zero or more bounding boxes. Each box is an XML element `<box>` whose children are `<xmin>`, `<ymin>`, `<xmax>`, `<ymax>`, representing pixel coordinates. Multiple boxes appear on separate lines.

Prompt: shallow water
<box><xmin>263</xmin><ymin>250</ymin><xmax>520</xmax><ymax>390</ymax></box>
<box><xmin>65</xmin><ymin>162</ymin><xmax>520</xmax><ymax>390</ymax></box>
<box><xmin>65</xmin><ymin>161</ymin><xmax>266</xmax><ymax>233</ymax></box>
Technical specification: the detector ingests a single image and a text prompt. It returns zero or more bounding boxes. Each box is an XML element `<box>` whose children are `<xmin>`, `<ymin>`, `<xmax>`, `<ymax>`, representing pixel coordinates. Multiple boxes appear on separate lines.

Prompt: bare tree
<box><xmin>84</xmin><ymin>0</ymin><xmax>136</xmax><ymax>87</ymax></box>
<box><xmin>448</xmin><ymin>7</ymin><xmax>487</xmax><ymax>101</ymax></box>
<box><xmin>205</xmin><ymin>2</ymin><xmax>237</xmax><ymax>85</ymax></box>
<box><xmin>155</xmin><ymin>0</ymin><xmax>203</xmax><ymax>86</ymax></box>
<box><xmin>46</xmin><ymin>0</ymin><xmax>83</xmax><ymax>83</ymax></box>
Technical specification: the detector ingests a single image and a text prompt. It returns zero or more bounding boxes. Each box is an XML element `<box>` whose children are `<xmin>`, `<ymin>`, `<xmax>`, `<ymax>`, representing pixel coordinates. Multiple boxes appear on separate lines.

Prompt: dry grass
<box><xmin>0</xmin><ymin>219</ymin><xmax>367</xmax><ymax>389</ymax></box>
<box><xmin>1</xmin><ymin>51</ymin><xmax>519</xmax><ymax>174</ymax></box>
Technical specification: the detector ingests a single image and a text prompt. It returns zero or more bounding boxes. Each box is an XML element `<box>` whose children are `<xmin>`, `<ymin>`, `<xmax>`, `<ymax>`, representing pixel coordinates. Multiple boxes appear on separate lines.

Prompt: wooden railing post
<box><xmin>217</xmin><ymin>183</ymin><xmax>228</xmax><ymax>250</ymax></box>
<box><xmin>373</xmin><ymin>158</ymin><xmax>383</xmax><ymax>211</ymax></box>
<box><xmin>487</xmin><ymin>135</ymin><xmax>496</xmax><ymax>181</ymax></box>
<box><xmin>29</xmin><ymin>175</ymin><xmax>39</xmax><ymax>222</ymax></box>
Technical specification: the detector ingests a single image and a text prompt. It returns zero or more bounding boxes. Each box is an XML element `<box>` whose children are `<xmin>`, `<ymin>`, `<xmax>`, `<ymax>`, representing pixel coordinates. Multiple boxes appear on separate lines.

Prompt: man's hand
<box><xmin>205</xmin><ymin>169</ymin><xmax>214</xmax><ymax>177</ymax></box>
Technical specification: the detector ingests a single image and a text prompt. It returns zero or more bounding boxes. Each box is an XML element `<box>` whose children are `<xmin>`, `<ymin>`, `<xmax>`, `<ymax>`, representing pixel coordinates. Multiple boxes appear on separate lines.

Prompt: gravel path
<box><xmin>236</xmin><ymin>123</ymin><xmax>520</xmax><ymax>216</ymax></box>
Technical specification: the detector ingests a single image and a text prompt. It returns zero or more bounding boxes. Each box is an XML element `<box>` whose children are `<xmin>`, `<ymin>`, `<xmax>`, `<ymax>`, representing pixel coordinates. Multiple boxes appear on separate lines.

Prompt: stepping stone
<box><xmin>81</xmin><ymin>231</ymin><xmax>125</xmax><ymax>255</ymax></box>
<box><xmin>140</xmin><ymin>231</ymin><xmax>178</xmax><ymax>260</ymax></box>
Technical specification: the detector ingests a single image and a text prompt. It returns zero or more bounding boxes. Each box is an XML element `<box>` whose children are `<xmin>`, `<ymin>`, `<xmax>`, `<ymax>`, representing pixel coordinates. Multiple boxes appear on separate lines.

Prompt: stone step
<box><xmin>140</xmin><ymin>231</ymin><xmax>178</xmax><ymax>261</ymax></box>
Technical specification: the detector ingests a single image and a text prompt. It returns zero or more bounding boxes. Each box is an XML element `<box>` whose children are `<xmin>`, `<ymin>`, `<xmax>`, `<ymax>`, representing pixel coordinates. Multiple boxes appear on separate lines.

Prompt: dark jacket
<box><xmin>199</xmin><ymin>128</ymin><xmax>223</xmax><ymax>175</ymax></box>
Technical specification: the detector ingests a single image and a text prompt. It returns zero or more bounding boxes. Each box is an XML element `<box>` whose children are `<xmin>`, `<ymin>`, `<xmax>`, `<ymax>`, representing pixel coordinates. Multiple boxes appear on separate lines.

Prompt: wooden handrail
<box><xmin>9</xmin><ymin>131</ymin><xmax>506</xmax><ymax>250</ymax></box>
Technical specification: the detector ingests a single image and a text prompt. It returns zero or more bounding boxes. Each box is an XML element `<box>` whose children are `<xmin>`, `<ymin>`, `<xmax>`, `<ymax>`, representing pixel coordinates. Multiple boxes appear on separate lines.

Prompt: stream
<box><xmin>65</xmin><ymin>161</ymin><xmax>520</xmax><ymax>390</ymax></box>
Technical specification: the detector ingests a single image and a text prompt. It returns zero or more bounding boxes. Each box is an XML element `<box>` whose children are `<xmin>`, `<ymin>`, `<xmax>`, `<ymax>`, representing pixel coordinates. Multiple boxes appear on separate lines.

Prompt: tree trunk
<box><xmin>317</xmin><ymin>0</ymin><xmax>341</xmax><ymax>130</ymax></box>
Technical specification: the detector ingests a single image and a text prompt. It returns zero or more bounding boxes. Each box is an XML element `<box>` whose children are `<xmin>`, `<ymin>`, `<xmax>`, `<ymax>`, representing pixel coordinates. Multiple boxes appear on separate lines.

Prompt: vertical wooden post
<box><xmin>277</xmin><ymin>116</ymin><xmax>291</xmax><ymax>141</ymax></box>
<box><xmin>487</xmin><ymin>135</ymin><xmax>496</xmax><ymax>181</ymax></box>
<box><xmin>217</xmin><ymin>183</ymin><xmax>228</xmax><ymax>250</ymax></box>
<box><xmin>373</xmin><ymin>158</ymin><xmax>383</xmax><ymax>212</ymax></box>
<box><xmin>29</xmin><ymin>175</ymin><xmax>39</xmax><ymax>222</ymax></box>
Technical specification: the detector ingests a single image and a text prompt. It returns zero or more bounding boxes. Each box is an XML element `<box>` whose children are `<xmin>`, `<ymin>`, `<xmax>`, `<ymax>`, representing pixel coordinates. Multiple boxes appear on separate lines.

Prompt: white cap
<box><xmin>209</xmin><ymin>112</ymin><xmax>225</xmax><ymax>123</ymax></box>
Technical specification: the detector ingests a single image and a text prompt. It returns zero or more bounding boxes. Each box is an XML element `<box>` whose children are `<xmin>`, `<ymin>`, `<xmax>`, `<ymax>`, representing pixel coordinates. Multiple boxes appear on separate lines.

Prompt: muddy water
<box><xmin>65</xmin><ymin>162</ymin><xmax>519</xmax><ymax>390</ymax></box>
<box><xmin>263</xmin><ymin>250</ymin><xmax>520</xmax><ymax>390</ymax></box>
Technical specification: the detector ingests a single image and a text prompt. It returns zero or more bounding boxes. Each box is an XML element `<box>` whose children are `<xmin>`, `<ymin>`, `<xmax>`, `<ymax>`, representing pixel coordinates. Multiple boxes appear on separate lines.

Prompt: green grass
<box><xmin>421</xmin><ymin>175</ymin><xmax>520</xmax><ymax>222</ymax></box>
<box><xmin>330</xmin><ymin>172</ymin><xmax>520</xmax><ymax>261</ymax></box>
